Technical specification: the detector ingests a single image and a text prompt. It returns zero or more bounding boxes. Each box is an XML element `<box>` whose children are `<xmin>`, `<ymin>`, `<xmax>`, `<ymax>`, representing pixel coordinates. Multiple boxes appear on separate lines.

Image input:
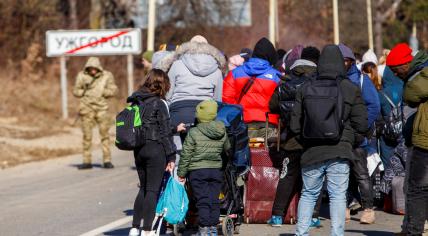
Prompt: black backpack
<box><xmin>115</xmin><ymin>101</ymin><xmax>150</xmax><ymax>150</ymax></box>
<box><xmin>301</xmin><ymin>78</ymin><xmax>344</xmax><ymax>145</ymax></box>
<box><xmin>278</xmin><ymin>73</ymin><xmax>314</xmax><ymax>127</ymax></box>
<box><xmin>380</xmin><ymin>91</ymin><xmax>403</xmax><ymax>144</ymax></box>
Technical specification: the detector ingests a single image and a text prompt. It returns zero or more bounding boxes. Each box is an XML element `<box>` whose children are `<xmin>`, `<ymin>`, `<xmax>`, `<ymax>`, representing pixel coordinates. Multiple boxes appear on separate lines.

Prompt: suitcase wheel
<box><xmin>222</xmin><ymin>216</ymin><xmax>234</xmax><ymax>236</ymax></box>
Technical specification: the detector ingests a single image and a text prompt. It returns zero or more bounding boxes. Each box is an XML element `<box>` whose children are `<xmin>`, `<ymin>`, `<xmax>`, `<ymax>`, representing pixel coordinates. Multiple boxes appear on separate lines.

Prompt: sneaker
<box><xmin>345</xmin><ymin>208</ymin><xmax>351</xmax><ymax>223</ymax></box>
<box><xmin>196</xmin><ymin>226</ymin><xmax>210</xmax><ymax>236</ymax></box>
<box><xmin>267</xmin><ymin>215</ymin><xmax>282</xmax><ymax>227</ymax></box>
<box><xmin>349</xmin><ymin>199</ymin><xmax>362</xmax><ymax>211</ymax></box>
<box><xmin>128</xmin><ymin>227</ymin><xmax>140</xmax><ymax>236</ymax></box>
<box><xmin>103</xmin><ymin>162</ymin><xmax>114</xmax><ymax>169</ymax></box>
<box><xmin>78</xmin><ymin>163</ymin><xmax>92</xmax><ymax>170</ymax></box>
<box><xmin>360</xmin><ymin>208</ymin><xmax>375</xmax><ymax>224</ymax></box>
<box><xmin>140</xmin><ymin>231</ymin><xmax>155</xmax><ymax>236</ymax></box>
<box><xmin>210</xmin><ymin>226</ymin><xmax>218</xmax><ymax>236</ymax></box>
<box><xmin>310</xmin><ymin>218</ymin><xmax>321</xmax><ymax>228</ymax></box>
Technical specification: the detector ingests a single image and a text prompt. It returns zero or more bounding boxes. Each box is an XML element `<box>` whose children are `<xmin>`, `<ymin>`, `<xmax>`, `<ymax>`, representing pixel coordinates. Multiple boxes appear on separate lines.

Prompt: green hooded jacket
<box><xmin>73</xmin><ymin>57</ymin><xmax>118</xmax><ymax>113</ymax></box>
<box><xmin>403</xmin><ymin>51</ymin><xmax>428</xmax><ymax>149</ymax></box>
<box><xmin>177</xmin><ymin>121</ymin><xmax>231</xmax><ymax>177</ymax></box>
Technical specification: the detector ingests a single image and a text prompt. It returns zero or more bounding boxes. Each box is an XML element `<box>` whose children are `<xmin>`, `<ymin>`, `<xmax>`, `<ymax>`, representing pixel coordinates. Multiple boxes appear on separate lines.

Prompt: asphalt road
<box><xmin>0</xmin><ymin>147</ymin><xmax>408</xmax><ymax>236</ymax></box>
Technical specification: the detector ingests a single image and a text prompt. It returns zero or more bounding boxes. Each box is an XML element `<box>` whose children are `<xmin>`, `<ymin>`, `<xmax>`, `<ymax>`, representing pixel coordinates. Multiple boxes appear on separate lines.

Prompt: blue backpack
<box><xmin>216</xmin><ymin>103</ymin><xmax>250</xmax><ymax>170</ymax></box>
<box><xmin>156</xmin><ymin>176</ymin><xmax>189</xmax><ymax>224</ymax></box>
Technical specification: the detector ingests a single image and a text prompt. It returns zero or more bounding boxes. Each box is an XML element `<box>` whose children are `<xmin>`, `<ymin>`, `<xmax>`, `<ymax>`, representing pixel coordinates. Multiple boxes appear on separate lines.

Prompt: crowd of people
<box><xmin>72</xmin><ymin>34</ymin><xmax>428</xmax><ymax>236</ymax></box>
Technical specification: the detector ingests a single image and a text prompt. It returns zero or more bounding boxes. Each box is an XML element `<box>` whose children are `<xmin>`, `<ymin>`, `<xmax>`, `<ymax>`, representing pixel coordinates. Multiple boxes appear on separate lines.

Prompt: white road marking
<box><xmin>79</xmin><ymin>216</ymin><xmax>132</xmax><ymax>236</ymax></box>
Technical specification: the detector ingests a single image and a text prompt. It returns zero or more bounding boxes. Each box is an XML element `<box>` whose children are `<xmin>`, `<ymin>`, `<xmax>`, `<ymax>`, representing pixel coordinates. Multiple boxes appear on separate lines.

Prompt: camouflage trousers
<box><xmin>81</xmin><ymin>109</ymin><xmax>112</xmax><ymax>164</ymax></box>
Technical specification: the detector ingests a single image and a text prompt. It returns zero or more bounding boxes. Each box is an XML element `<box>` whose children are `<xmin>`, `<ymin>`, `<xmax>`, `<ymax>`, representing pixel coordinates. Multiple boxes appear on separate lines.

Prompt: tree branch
<box><xmin>381</xmin><ymin>0</ymin><xmax>402</xmax><ymax>21</ymax></box>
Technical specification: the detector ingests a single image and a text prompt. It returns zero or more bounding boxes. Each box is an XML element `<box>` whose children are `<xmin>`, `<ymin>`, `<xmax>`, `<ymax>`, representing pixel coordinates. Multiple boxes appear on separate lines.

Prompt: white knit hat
<box><xmin>362</xmin><ymin>49</ymin><xmax>378</xmax><ymax>65</ymax></box>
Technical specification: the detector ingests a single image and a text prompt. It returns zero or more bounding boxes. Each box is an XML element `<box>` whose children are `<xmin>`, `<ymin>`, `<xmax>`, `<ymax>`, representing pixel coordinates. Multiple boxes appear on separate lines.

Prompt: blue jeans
<box><xmin>295</xmin><ymin>159</ymin><xmax>350</xmax><ymax>236</ymax></box>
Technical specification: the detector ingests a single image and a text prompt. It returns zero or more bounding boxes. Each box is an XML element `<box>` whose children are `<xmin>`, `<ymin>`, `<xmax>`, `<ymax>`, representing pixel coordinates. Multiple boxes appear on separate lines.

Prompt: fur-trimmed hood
<box><xmin>158</xmin><ymin>41</ymin><xmax>226</xmax><ymax>74</ymax></box>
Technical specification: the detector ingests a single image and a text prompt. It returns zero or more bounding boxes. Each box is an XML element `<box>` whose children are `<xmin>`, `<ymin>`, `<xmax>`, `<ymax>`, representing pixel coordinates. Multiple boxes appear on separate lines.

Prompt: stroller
<box><xmin>174</xmin><ymin>103</ymin><xmax>250</xmax><ymax>236</ymax></box>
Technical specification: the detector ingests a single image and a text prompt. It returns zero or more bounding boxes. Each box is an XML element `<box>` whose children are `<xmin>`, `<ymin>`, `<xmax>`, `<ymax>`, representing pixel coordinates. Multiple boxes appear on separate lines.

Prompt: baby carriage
<box><xmin>174</xmin><ymin>103</ymin><xmax>250</xmax><ymax>236</ymax></box>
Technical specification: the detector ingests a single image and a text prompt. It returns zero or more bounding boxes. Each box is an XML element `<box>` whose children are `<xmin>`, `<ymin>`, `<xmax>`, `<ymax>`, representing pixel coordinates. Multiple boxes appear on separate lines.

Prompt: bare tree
<box><xmin>374</xmin><ymin>0</ymin><xmax>402</xmax><ymax>55</ymax></box>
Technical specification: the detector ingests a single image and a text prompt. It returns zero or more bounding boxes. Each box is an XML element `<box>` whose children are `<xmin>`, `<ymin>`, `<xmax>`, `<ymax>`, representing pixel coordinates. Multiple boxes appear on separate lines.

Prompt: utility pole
<box><xmin>409</xmin><ymin>22</ymin><xmax>419</xmax><ymax>53</ymax></box>
<box><xmin>269</xmin><ymin>0</ymin><xmax>277</xmax><ymax>44</ymax></box>
<box><xmin>147</xmin><ymin>0</ymin><xmax>156</xmax><ymax>51</ymax></box>
<box><xmin>332</xmin><ymin>0</ymin><xmax>339</xmax><ymax>44</ymax></box>
<box><xmin>367</xmin><ymin>0</ymin><xmax>374</xmax><ymax>50</ymax></box>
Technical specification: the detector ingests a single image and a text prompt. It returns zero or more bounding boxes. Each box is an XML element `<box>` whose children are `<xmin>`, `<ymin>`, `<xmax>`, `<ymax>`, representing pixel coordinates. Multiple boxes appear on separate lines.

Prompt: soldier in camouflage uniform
<box><xmin>73</xmin><ymin>57</ymin><xmax>118</xmax><ymax>169</ymax></box>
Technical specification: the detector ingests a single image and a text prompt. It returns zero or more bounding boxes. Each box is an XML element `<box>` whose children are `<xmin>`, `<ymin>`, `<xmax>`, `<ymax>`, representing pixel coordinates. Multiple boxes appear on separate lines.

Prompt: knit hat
<box><xmin>196</xmin><ymin>100</ymin><xmax>218</xmax><ymax>123</ymax></box>
<box><xmin>301</xmin><ymin>46</ymin><xmax>321</xmax><ymax>64</ymax></box>
<box><xmin>252</xmin><ymin>37</ymin><xmax>278</xmax><ymax>66</ymax></box>
<box><xmin>283</xmin><ymin>45</ymin><xmax>304</xmax><ymax>68</ymax></box>
<box><xmin>386</xmin><ymin>43</ymin><xmax>413</xmax><ymax>66</ymax></box>
<box><xmin>142</xmin><ymin>51</ymin><xmax>154</xmax><ymax>62</ymax></box>
<box><xmin>190</xmin><ymin>35</ymin><xmax>208</xmax><ymax>44</ymax></box>
<box><xmin>338</xmin><ymin>43</ymin><xmax>355</xmax><ymax>61</ymax></box>
<box><xmin>362</xmin><ymin>49</ymin><xmax>378</xmax><ymax>65</ymax></box>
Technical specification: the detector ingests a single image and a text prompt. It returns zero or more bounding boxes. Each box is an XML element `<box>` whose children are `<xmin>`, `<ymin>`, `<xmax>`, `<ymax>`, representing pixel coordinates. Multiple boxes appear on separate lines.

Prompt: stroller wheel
<box><xmin>233</xmin><ymin>225</ymin><xmax>240</xmax><ymax>234</ymax></box>
<box><xmin>222</xmin><ymin>216</ymin><xmax>234</xmax><ymax>236</ymax></box>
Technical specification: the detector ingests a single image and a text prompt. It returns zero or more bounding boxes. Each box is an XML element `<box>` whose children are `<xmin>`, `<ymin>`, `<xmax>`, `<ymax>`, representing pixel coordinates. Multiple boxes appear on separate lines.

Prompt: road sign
<box><xmin>45</xmin><ymin>28</ymin><xmax>142</xmax><ymax>119</ymax></box>
<box><xmin>46</xmin><ymin>28</ymin><xmax>142</xmax><ymax>57</ymax></box>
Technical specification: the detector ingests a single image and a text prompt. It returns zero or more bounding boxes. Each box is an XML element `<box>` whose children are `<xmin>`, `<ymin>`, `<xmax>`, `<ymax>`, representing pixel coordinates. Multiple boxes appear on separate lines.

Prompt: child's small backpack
<box><xmin>115</xmin><ymin>101</ymin><xmax>148</xmax><ymax>150</ymax></box>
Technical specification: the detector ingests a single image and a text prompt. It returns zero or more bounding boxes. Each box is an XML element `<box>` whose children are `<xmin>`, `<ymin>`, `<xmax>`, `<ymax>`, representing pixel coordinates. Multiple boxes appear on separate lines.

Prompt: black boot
<box><xmin>78</xmin><ymin>163</ymin><xmax>92</xmax><ymax>170</ymax></box>
<box><xmin>103</xmin><ymin>162</ymin><xmax>114</xmax><ymax>169</ymax></box>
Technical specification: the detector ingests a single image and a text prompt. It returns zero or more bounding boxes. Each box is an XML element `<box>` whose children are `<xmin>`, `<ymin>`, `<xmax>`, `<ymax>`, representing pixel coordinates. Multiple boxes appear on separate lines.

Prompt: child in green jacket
<box><xmin>177</xmin><ymin>99</ymin><xmax>230</xmax><ymax>236</ymax></box>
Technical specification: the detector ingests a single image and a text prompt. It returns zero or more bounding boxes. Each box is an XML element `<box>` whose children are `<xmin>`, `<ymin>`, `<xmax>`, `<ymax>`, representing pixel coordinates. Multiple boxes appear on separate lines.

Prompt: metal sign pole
<box><xmin>127</xmin><ymin>54</ymin><xmax>134</xmax><ymax>96</ymax></box>
<box><xmin>60</xmin><ymin>56</ymin><xmax>68</xmax><ymax>119</ymax></box>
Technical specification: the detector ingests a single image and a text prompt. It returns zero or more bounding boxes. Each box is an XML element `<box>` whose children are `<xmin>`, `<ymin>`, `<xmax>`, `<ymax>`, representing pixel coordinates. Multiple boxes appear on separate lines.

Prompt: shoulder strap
<box><xmin>380</xmin><ymin>91</ymin><xmax>396</xmax><ymax>109</ymax></box>
<box><xmin>237</xmin><ymin>76</ymin><xmax>256</xmax><ymax>103</ymax></box>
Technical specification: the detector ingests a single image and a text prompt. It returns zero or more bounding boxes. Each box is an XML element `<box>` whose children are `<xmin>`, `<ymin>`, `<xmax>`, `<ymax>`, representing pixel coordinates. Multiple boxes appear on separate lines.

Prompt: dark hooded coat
<box><xmin>290</xmin><ymin>45</ymin><xmax>368</xmax><ymax>167</ymax></box>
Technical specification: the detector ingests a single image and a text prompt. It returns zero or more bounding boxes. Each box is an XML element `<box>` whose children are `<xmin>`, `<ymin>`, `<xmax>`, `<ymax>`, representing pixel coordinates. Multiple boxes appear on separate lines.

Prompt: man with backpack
<box><xmin>73</xmin><ymin>57</ymin><xmax>118</xmax><ymax>169</ymax></box>
<box><xmin>387</xmin><ymin>43</ymin><xmax>428</xmax><ymax>235</ymax></box>
<box><xmin>339</xmin><ymin>43</ymin><xmax>380</xmax><ymax>224</ymax></box>
<box><xmin>267</xmin><ymin>46</ymin><xmax>320</xmax><ymax>227</ymax></box>
<box><xmin>291</xmin><ymin>45</ymin><xmax>368</xmax><ymax>236</ymax></box>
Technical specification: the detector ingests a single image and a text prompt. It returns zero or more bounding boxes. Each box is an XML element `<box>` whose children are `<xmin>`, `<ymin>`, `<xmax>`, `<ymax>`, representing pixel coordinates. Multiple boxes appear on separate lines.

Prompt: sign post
<box><xmin>46</xmin><ymin>28</ymin><xmax>142</xmax><ymax>119</ymax></box>
<box><xmin>127</xmin><ymin>54</ymin><xmax>134</xmax><ymax>96</ymax></box>
<box><xmin>60</xmin><ymin>56</ymin><xmax>68</xmax><ymax>119</ymax></box>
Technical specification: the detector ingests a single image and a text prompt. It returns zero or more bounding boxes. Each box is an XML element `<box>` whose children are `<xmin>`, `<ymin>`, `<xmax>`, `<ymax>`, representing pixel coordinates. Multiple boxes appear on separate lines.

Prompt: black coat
<box><xmin>127</xmin><ymin>90</ymin><xmax>176</xmax><ymax>160</ymax></box>
<box><xmin>290</xmin><ymin>45</ymin><xmax>368</xmax><ymax>167</ymax></box>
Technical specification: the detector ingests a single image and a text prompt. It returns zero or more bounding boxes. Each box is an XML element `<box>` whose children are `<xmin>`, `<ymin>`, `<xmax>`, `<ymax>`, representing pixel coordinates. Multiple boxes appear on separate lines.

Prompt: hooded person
<box><xmin>339</xmin><ymin>43</ymin><xmax>380</xmax><ymax>129</ymax></box>
<box><xmin>387</xmin><ymin>43</ymin><xmax>428</xmax><ymax>235</ymax></box>
<box><xmin>267</xmin><ymin>46</ymin><xmax>320</xmax><ymax>227</ymax></box>
<box><xmin>72</xmin><ymin>57</ymin><xmax>118</xmax><ymax>169</ymax></box>
<box><xmin>177</xmin><ymin>99</ymin><xmax>231</xmax><ymax>236</ymax></box>
<box><xmin>222</xmin><ymin>37</ymin><xmax>281</xmax><ymax>139</ymax></box>
<box><xmin>290</xmin><ymin>45</ymin><xmax>368</xmax><ymax>236</ymax></box>
<box><xmin>157</xmin><ymin>35</ymin><xmax>226</xmax><ymax>130</ymax></box>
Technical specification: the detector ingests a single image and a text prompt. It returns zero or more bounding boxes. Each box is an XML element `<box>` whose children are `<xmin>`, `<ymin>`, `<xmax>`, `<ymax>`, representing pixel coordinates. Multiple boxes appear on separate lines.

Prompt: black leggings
<box><xmin>132</xmin><ymin>141</ymin><xmax>166</xmax><ymax>231</ymax></box>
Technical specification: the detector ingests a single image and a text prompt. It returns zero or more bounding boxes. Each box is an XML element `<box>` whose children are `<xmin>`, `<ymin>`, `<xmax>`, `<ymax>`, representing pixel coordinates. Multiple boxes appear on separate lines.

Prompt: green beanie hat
<box><xmin>142</xmin><ymin>50</ymin><xmax>154</xmax><ymax>62</ymax></box>
<box><xmin>196</xmin><ymin>100</ymin><xmax>218</xmax><ymax>123</ymax></box>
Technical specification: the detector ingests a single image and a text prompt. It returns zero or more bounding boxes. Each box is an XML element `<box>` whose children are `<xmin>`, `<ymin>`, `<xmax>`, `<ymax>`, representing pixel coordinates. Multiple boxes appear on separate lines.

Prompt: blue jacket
<box><xmin>347</xmin><ymin>64</ymin><xmax>380</xmax><ymax>127</ymax></box>
<box><xmin>379</xmin><ymin>66</ymin><xmax>403</xmax><ymax>117</ymax></box>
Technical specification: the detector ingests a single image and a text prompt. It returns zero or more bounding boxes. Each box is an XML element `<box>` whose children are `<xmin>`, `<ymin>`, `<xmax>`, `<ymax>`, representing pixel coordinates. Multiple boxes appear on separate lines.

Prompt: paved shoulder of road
<box><xmin>0</xmin><ymin>148</ymin><xmax>407</xmax><ymax>236</ymax></box>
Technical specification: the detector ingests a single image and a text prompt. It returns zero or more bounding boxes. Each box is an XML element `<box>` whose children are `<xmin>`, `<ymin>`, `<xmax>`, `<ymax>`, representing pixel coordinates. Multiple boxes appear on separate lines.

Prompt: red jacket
<box><xmin>223</xmin><ymin>58</ymin><xmax>281</xmax><ymax>125</ymax></box>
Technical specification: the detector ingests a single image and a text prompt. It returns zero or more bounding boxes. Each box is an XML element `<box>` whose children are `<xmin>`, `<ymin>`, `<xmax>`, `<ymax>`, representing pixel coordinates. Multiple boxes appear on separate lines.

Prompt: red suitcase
<box><xmin>244</xmin><ymin>147</ymin><xmax>299</xmax><ymax>224</ymax></box>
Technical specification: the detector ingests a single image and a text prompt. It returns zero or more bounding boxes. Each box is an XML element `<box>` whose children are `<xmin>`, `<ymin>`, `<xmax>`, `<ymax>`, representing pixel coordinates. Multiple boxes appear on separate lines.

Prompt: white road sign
<box><xmin>46</xmin><ymin>28</ymin><xmax>142</xmax><ymax>57</ymax></box>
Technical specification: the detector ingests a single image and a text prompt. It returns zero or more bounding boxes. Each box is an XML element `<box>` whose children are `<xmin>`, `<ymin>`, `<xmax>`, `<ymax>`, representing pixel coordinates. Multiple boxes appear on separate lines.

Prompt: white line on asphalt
<box><xmin>79</xmin><ymin>216</ymin><xmax>132</xmax><ymax>236</ymax></box>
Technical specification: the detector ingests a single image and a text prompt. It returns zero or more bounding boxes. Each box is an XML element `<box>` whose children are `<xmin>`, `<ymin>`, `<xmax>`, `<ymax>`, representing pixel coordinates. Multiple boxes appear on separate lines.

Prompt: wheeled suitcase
<box><xmin>244</xmin><ymin>147</ymin><xmax>299</xmax><ymax>224</ymax></box>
